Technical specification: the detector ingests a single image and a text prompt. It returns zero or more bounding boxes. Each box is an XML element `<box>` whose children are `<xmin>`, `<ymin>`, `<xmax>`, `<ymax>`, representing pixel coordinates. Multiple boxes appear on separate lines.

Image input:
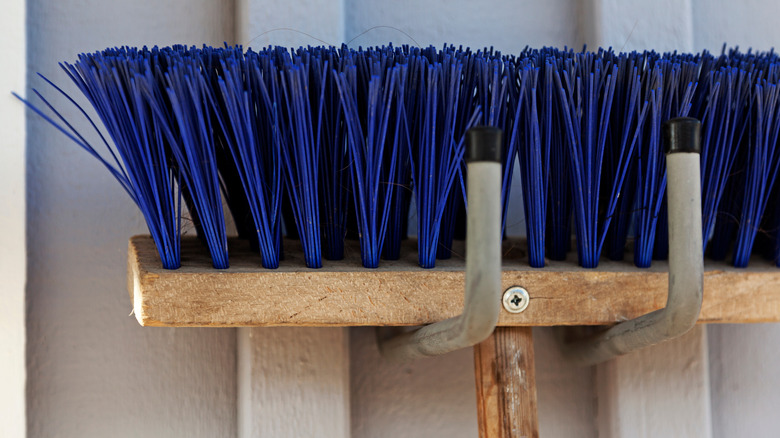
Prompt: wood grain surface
<box><xmin>128</xmin><ymin>235</ymin><xmax>780</xmax><ymax>327</ymax></box>
<box><xmin>474</xmin><ymin>327</ymin><xmax>539</xmax><ymax>438</ymax></box>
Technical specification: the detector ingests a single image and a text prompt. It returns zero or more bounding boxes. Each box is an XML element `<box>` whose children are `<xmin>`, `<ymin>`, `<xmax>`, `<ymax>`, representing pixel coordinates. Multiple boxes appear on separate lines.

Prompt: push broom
<box><xmin>16</xmin><ymin>43</ymin><xmax>780</xmax><ymax>437</ymax></box>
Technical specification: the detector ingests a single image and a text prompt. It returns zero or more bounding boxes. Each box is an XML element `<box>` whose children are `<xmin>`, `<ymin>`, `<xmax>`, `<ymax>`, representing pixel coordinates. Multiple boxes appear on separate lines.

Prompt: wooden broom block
<box><xmin>128</xmin><ymin>235</ymin><xmax>780</xmax><ymax>327</ymax></box>
<box><xmin>474</xmin><ymin>327</ymin><xmax>539</xmax><ymax>438</ymax></box>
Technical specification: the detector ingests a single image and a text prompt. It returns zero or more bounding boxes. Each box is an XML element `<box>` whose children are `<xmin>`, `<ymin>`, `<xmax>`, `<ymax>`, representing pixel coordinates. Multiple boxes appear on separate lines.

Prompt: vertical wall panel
<box><xmin>26</xmin><ymin>1</ymin><xmax>237</xmax><ymax>436</ymax></box>
<box><xmin>693</xmin><ymin>0</ymin><xmax>780</xmax><ymax>52</ymax></box>
<box><xmin>709</xmin><ymin>324</ymin><xmax>780</xmax><ymax>438</ymax></box>
<box><xmin>580</xmin><ymin>0</ymin><xmax>694</xmax><ymax>52</ymax></box>
<box><xmin>238</xmin><ymin>328</ymin><xmax>350</xmax><ymax>438</ymax></box>
<box><xmin>0</xmin><ymin>0</ymin><xmax>26</xmax><ymax>436</ymax></box>
<box><xmin>344</xmin><ymin>0</ymin><xmax>579</xmax><ymax>55</ymax></box>
<box><xmin>236</xmin><ymin>0</ymin><xmax>345</xmax><ymax>48</ymax></box>
<box><xmin>350</xmin><ymin>327</ymin><xmax>480</xmax><ymax>438</ymax></box>
<box><xmin>596</xmin><ymin>326</ymin><xmax>713</xmax><ymax>438</ymax></box>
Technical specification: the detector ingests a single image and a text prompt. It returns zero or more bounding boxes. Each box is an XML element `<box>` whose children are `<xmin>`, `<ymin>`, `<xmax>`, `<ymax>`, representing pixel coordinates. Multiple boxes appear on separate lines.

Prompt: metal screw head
<box><xmin>502</xmin><ymin>286</ymin><xmax>530</xmax><ymax>313</ymax></box>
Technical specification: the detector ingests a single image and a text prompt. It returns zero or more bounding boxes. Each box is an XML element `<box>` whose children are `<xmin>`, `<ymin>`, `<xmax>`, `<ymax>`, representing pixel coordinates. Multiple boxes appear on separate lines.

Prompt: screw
<box><xmin>502</xmin><ymin>286</ymin><xmax>530</xmax><ymax>314</ymax></box>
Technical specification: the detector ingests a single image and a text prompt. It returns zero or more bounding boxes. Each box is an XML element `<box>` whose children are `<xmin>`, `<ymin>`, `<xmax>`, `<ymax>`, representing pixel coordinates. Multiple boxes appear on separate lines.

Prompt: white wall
<box><xmin>693</xmin><ymin>0</ymin><xmax>780</xmax><ymax>52</ymax></box>
<box><xmin>26</xmin><ymin>1</ymin><xmax>237</xmax><ymax>436</ymax></box>
<box><xmin>709</xmin><ymin>324</ymin><xmax>780</xmax><ymax>438</ymax></box>
<box><xmin>20</xmin><ymin>0</ymin><xmax>780</xmax><ymax>437</ymax></box>
<box><xmin>691</xmin><ymin>1</ymin><xmax>780</xmax><ymax>436</ymax></box>
<box><xmin>1</xmin><ymin>0</ymin><xmax>26</xmax><ymax>437</ymax></box>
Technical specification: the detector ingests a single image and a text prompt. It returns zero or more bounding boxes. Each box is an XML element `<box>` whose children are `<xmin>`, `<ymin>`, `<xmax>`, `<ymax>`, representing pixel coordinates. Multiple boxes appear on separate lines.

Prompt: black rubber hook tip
<box><xmin>663</xmin><ymin>117</ymin><xmax>702</xmax><ymax>155</ymax></box>
<box><xmin>465</xmin><ymin>126</ymin><xmax>503</xmax><ymax>163</ymax></box>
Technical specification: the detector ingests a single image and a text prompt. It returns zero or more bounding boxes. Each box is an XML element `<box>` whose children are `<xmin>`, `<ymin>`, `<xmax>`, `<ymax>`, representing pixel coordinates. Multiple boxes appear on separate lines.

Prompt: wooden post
<box><xmin>474</xmin><ymin>327</ymin><xmax>539</xmax><ymax>438</ymax></box>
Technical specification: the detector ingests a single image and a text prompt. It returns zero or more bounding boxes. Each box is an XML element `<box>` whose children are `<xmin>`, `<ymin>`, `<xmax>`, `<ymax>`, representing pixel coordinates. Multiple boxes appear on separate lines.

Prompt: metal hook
<box><xmin>378</xmin><ymin>126</ymin><xmax>503</xmax><ymax>361</ymax></box>
<box><xmin>564</xmin><ymin>117</ymin><xmax>704</xmax><ymax>366</ymax></box>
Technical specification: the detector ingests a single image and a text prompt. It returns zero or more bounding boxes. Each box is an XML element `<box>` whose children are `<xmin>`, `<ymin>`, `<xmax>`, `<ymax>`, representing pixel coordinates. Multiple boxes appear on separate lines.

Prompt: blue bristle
<box><xmin>335</xmin><ymin>59</ymin><xmax>405</xmax><ymax>268</ymax></box>
<box><xmin>650</xmin><ymin>55</ymin><xmax>699</xmax><ymax>262</ymax></box>
<box><xmin>633</xmin><ymin>61</ymin><xmax>696</xmax><ymax>268</ymax></box>
<box><xmin>382</xmin><ymin>50</ymin><xmax>418</xmax><ymax>261</ymax></box>
<box><xmin>518</xmin><ymin>49</ymin><xmax>573</xmax><ymax>262</ymax></box>
<box><xmin>699</xmin><ymin>66</ymin><xmax>753</xmax><ymax>253</ymax></box>
<box><xmin>652</xmin><ymin>201</ymin><xmax>669</xmax><ymax>260</ymax></box>
<box><xmin>437</xmin><ymin>53</ymin><xmax>511</xmax><ymax>260</ymax></box>
<box><xmin>603</xmin><ymin>52</ymin><xmax>643</xmax><ymax>261</ymax></box>
<box><xmin>21</xmin><ymin>44</ymin><xmax>780</xmax><ymax>271</ymax></box>
<box><xmin>512</xmin><ymin>62</ymin><xmax>548</xmax><ymax>267</ymax></box>
<box><xmin>311</xmin><ymin>48</ymin><xmax>349</xmax><ymax>261</ymax></box>
<box><xmin>436</xmin><ymin>51</ymin><xmax>477</xmax><ymax>260</ymax></box>
<box><xmin>17</xmin><ymin>49</ymin><xmax>183</xmax><ymax>269</ymax></box>
<box><xmin>555</xmin><ymin>53</ymin><xmax>646</xmax><ymax>268</ymax></box>
<box><xmin>277</xmin><ymin>55</ymin><xmax>323</xmax><ymax>269</ymax></box>
<box><xmin>213</xmin><ymin>49</ymin><xmax>284</xmax><ymax>269</ymax></box>
<box><xmin>151</xmin><ymin>54</ymin><xmax>229</xmax><ymax>269</ymax></box>
<box><xmin>498</xmin><ymin>59</ymin><xmax>520</xmax><ymax>240</ymax></box>
<box><xmin>732</xmin><ymin>77</ymin><xmax>780</xmax><ymax>267</ymax></box>
<box><xmin>544</xmin><ymin>64</ymin><xmax>573</xmax><ymax>260</ymax></box>
<box><xmin>410</xmin><ymin>56</ymin><xmax>481</xmax><ymax>269</ymax></box>
<box><xmin>708</xmin><ymin>167</ymin><xmax>743</xmax><ymax>260</ymax></box>
<box><xmin>479</xmin><ymin>57</ymin><xmax>513</xmax><ymax>235</ymax></box>
<box><xmin>772</xmin><ymin>187</ymin><xmax>780</xmax><ymax>266</ymax></box>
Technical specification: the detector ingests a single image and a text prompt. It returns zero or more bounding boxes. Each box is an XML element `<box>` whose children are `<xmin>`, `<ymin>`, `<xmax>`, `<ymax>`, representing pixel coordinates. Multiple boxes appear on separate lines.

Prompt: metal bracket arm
<box><xmin>378</xmin><ymin>127</ymin><xmax>503</xmax><ymax>362</ymax></box>
<box><xmin>565</xmin><ymin>117</ymin><xmax>704</xmax><ymax>366</ymax></box>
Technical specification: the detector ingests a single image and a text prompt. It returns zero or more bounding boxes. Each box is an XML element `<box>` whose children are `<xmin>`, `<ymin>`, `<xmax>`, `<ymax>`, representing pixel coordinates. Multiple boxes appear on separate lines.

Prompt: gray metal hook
<box><xmin>378</xmin><ymin>126</ymin><xmax>503</xmax><ymax>362</ymax></box>
<box><xmin>564</xmin><ymin>117</ymin><xmax>704</xmax><ymax>366</ymax></box>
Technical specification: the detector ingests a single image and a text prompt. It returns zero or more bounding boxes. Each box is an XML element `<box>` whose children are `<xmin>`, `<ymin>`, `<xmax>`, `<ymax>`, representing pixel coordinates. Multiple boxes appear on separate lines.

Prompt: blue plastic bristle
<box><xmin>21</xmin><ymin>44</ymin><xmax>780</xmax><ymax>271</ymax></box>
<box><xmin>555</xmin><ymin>53</ymin><xmax>645</xmax><ymax>268</ymax></box>
<box><xmin>652</xmin><ymin>56</ymin><xmax>698</xmax><ymax>262</ymax></box>
<box><xmin>410</xmin><ymin>56</ymin><xmax>481</xmax><ymax>269</ymax></box>
<box><xmin>435</xmin><ymin>52</ymin><xmax>474</xmax><ymax>260</ymax></box>
<box><xmin>699</xmin><ymin>66</ymin><xmax>753</xmax><ymax>253</ymax></box>
<box><xmin>335</xmin><ymin>58</ymin><xmax>405</xmax><ymax>268</ymax></box>
<box><xmin>708</xmin><ymin>165</ymin><xmax>743</xmax><ymax>260</ymax></box>
<box><xmin>151</xmin><ymin>54</ymin><xmax>229</xmax><ymax>269</ymax></box>
<box><xmin>652</xmin><ymin>201</ymin><xmax>670</xmax><ymax>260</ymax></box>
<box><xmin>512</xmin><ymin>61</ymin><xmax>548</xmax><ymax>267</ymax></box>
<box><xmin>202</xmin><ymin>46</ymin><xmax>266</xmax><ymax>252</ymax></box>
<box><xmin>603</xmin><ymin>52</ymin><xmax>643</xmax><ymax>261</ymax></box>
<box><xmin>633</xmin><ymin>60</ymin><xmax>696</xmax><ymax>268</ymax></box>
<box><xmin>522</xmin><ymin>49</ymin><xmax>574</xmax><ymax>262</ymax></box>
<box><xmin>438</xmin><ymin>53</ymin><xmax>509</xmax><ymax>259</ymax></box>
<box><xmin>382</xmin><ymin>50</ymin><xmax>418</xmax><ymax>261</ymax></box>
<box><xmin>479</xmin><ymin>57</ymin><xmax>513</xmax><ymax>233</ymax></box>
<box><xmin>732</xmin><ymin>77</ymin><xmax>780</xmax><ymax>267</ymax></box>
<box><xmin>544</xmin><ymin>60</ymin><xmax>573</xmax><ymax>261</ymax></box>
<box><xmin>212</xmin><ymin>49</ymin><xmax>284</xmax><ymax>269</ymax></box>
<box><xmin>772</xmin><ymin>189</ymin><xmax>780</xmax><ymax>267</ymax></box>
<box><xmin>277</xmin><ymin>55</ymin><xmax>324</xmax><ymax>269</ymax></box>
<box><xmin>497</xmin><ymin>59</ymin><xmax>519</xmax><ymax>241</ymax></box>
<box><xmin>16</xmin><ymin>48</ymin><xmax>183</xmax><ymax>269</ymax></box>
<box><xmin>310</xmin><ymin>49</ymin><xmax>349</xmax><ymax>261</ymax></box>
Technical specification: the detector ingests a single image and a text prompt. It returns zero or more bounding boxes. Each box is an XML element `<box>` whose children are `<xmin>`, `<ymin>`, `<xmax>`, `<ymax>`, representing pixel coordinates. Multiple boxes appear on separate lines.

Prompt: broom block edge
<box><xmin>128</xmin><ymin>235</ymin><xmax>780</xmax><ymax>327</ymax></box>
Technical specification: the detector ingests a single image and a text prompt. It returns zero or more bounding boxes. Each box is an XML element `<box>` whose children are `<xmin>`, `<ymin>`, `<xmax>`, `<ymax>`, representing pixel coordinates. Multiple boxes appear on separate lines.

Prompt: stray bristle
<box><xmin>19</xmin><ymin>44</ymin><xmax>780</xmax><ymax>270</ymax></box>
